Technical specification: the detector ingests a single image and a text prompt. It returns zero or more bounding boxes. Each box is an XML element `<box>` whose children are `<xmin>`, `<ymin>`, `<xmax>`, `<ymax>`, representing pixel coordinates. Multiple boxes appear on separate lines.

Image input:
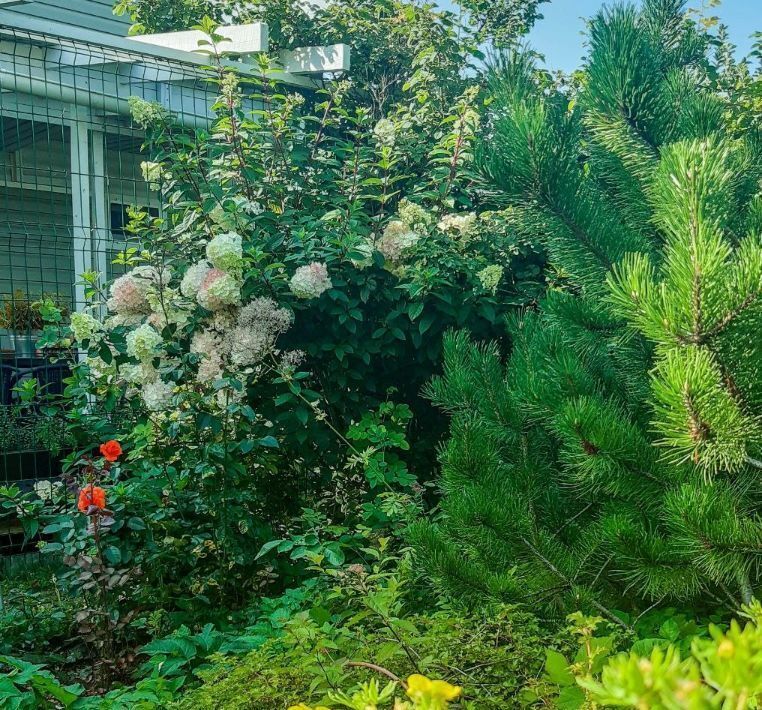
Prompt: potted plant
<box><xmin>0</xmin><ymin>291</ymin><xmax>69</xmax><ymax>358</ymax></box>
<box><xmin>0</xmin><ymin>406</ymin><xmax>73</xmax><ymax>483</ymax></box>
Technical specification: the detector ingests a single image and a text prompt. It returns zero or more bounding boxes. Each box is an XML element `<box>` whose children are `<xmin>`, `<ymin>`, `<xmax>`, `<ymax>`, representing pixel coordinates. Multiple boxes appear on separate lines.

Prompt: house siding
<box><xmin>5</xmin><ymin>0</ymin><xmax>130</xmax><ymax>37</ymax></box>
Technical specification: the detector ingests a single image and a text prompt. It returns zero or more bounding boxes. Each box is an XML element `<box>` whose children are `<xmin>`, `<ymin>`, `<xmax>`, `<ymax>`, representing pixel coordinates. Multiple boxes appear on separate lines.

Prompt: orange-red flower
<box><xmin>78</xmin><ymin>485</ymin><xmax>106</xmax><ymax>513</ymax></box>
<box><xmin>100</xmin><ymin>440</ymin><xmax>122</xmax><ymax>462</ymax></box>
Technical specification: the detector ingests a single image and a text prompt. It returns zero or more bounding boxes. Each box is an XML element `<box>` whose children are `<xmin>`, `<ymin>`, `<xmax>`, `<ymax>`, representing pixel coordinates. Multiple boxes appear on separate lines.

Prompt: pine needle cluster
<box><xmin>410</xmin><ymin>0</ymin><xmax>762</xmax><ymax>614</ymax></box>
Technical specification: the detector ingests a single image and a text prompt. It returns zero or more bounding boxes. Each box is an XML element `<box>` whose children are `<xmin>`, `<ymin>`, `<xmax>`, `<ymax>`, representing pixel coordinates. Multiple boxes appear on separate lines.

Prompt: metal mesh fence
<box><xmin>0</xmin><ymin>20</ymin><xmax>222</xmax><ymax>554</ymax></box>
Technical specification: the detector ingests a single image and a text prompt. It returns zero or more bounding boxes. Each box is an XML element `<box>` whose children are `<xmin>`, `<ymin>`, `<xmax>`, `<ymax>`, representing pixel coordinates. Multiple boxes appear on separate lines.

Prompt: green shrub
<box><xmin>578</xmin><ymin>602</ymin><xmax>762</xmax><ymax>708</ymax></box>
<box><xmin>175</xmin><ymin>606</ymin><xmax>556</xmax><ymax>709</ymax></box>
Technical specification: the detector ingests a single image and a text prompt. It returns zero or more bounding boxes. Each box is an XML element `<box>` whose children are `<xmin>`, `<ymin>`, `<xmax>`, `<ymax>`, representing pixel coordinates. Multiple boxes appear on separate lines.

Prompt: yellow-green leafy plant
<box><xmin>579</xmin><ymin>602</ymin><xmax>762</xmax><ymax>708</ymax></box>
<box><xmin>288</xmin><ymin>674</ymin><xmax>462</xmax><ymax>710</ymax></box>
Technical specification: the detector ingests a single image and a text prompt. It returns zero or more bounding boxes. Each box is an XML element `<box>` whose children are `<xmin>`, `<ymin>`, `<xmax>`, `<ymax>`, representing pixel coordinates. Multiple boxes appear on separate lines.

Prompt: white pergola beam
<box><xmin>131</xmin><ymin>23</ymin><xmax>269</xmax><ymax>56</ymax></box>
<box><xmin>279</xmin><ymin>44</ymin><xmax>350</xmax><ymax>74</ymax></box>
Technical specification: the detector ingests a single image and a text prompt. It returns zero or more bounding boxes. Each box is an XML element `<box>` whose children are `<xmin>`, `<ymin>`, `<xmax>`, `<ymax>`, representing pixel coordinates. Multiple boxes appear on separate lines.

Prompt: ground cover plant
<box><xmin>1</xmin><ymin>0</ymin><xmax>762</xmax><ymax>707</ymax></box>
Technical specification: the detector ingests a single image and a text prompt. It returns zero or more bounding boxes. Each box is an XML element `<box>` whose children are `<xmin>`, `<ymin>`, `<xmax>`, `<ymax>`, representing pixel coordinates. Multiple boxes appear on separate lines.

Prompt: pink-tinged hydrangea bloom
<box><xmin>107</xmin><ymin>265</ymin><xmax>165</xmax><ymax>315</ymax></box>
<box><xmin>289</xmin><ymin>262</ymin><xmax>332</xmax><ymax>300</ymax></box>
<box><xmin>108</xmin><ymin>273</ymin><xmax>150</xmax><ymax>314</ymax></box>
<box><xmin>180</xmin><ymin>261</ymin><xmax>212</xmax><ymax>299</ymax></box>
<box><xmin>197</xmin><ymin>269</ymin><xmax>241</xmax><ymax>310</ymax></box>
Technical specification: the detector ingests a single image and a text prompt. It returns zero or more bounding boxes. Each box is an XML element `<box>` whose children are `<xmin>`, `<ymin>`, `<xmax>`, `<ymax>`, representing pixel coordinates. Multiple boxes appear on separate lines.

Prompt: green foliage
<box><xmin>411</xmin><ymin>0</ymin><xmax>762</xmax><ymax>612</ymax></box>
<box><xmin>114</xmin><ymin>0</ymin><xmax>547</xmax><ymax>77</ymax></box>
<box><xmin>174</xmin><ymin>572</ymin><xmax>554</xmax><ymax>709</ymax></box>
<box><xmin>579</xmin><ymin>601</ymin><xmax>762</xmax><ymax>708</ymax></box>
<box><xmin>0</xmin><ymin>290</ymin><xmax>69</xmax><ymax>332</ymax></box>
<box><xmin>28</xmin><ymin>15</ymin><xmax>540</xmax><ymax>622</ymax></box>
<box><xmin>0</xmin><ymin>563</ymin><xmax>76</xmax><ymax>658</ymax></box>
<box><xmin>0</xmin><ymin>655</ymin><xmax>83</xmax><ymax>709</ymax></box>
<box><xmin>0</xmin><ymin>407</ymin><xmax>73</xmax><ymax>454</ymax></box>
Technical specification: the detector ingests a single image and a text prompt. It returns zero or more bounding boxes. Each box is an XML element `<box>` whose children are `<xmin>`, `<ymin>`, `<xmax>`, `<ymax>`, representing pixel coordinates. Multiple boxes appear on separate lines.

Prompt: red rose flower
<box><xmin>100</xmin><ymin>440</ymin><xmax>122</xmax><ymax>462</ymax></box>
<box><xmin>78</xmin><ymin>485</ymin><xmax>107</xmax><ymax>513</ymax></box>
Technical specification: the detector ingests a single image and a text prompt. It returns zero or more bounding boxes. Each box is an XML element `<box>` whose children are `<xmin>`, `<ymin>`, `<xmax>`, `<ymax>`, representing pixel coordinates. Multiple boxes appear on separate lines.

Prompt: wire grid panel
<box><xmin>0</xmin><ymin>22</ymin><xmax>217</xmax><ymax>553</ymax></box>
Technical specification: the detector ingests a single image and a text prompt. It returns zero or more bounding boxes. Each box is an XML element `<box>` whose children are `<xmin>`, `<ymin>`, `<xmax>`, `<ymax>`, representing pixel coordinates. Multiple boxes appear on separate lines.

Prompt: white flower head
<box><xmin>120</xmin><ymin>361</ymin><xmax>158</xmax><ymax>385</ymax></box>
<box><xmin>228</xmin><ymin>298</ymin><xmax>293</xmax><ymax>367</ymax></box>
<box><xmin>197</xmin><ymin>269</ymin><xmax>241</xmax><ymax>310</ymax></box>
<box><xmin>70</xmin><ymin>312</ymin><xmax>101</xmax><ymax>342</ymax></box>
<box><xmin>108</xmin><ymin>274</ymin><xmax>149</xmax><ymax>315</ymax></box>
<box><xmin>34</xmin><ymin>479</ymin><xmax>63</xmax><ymax>501</ymax></box>
<box><xmin>376</xmin><ymin>220</ymin><xmax>419</xmax><ymax>264</ymax></box>
<box><xmin>107</xmin><ymin>265</ymin><xmax>166</xmax><ymax>315</ymax></box>
<box><xmin>126</xmin><ymin>323</ymin><xmax>163</xmax><ymax>362</ymax></box>
<box><xmin>398</xmin><ymin>199</ymin><xmax>433</xmax><ymax>232</ymax></box>
<box><xmin>141</xmin><ymin>379</ymin><xmax>175</xmax><ymax>411</ymax></box>
<box><xmin>289</xmin><ymin>262</ymin><xmax>332</xmax><ymax>300</ymax></box>
<box><xmin>180</xmin><ymin>261</ymin><xmax>212</xmax><ymax>299</ymax></box>
<box><xmin>438</xmin><ymin>212</ymin><xmax>477</xmax><ymax>239</ymax></box>
<box><xmin>191</xmin><ymin>329</ymin><xmax>226</xmax><ymax>384</ymax></box>
<box><xmin>206</xmin><ymin>232</ymin><xmax>243</xmax><ymax>272</ymax></box>
<box><xmin>373</xmin><ymin>118</ymin><xmax>396</xmax><ymax>147</ymax></box>
<box><xmin>477</xmin><ymin>264</ymin><xmax>503</xmax><ymax>294</ymax></box>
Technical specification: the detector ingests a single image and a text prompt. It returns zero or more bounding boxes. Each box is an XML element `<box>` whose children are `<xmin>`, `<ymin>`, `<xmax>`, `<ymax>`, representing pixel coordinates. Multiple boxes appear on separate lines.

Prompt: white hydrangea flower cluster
<box><xmin>105</xmin><ymin>312</ymin><xmax>145</xmax><ymax>329</ymax></box>
<box><xmin>126</xmin><ymin>323</ymin><xmax>163</xmax><ymax>362</ymax></box>
<box><xmin>107</xmin><ymin>265</ymin><xmax>166</xmax><ymax>315</ymax></box>
<box><xmin>70</xmin><ymin>312</ymin><xmax>101</xmax><ymax>342</ymax></box>
<box><xmin>128</xmin><ymin>96</ymin><xmax>169</xmax><ymax>128</ymax></box>
<box><xmin>197</xmin><ymin>269</ymin><xmax>241</xmax><ymax>310</ymax></box>
<box><xmin>84</xmin><ymin>354</ymin><xmax>117</xmax><ymax>383</ymax></box>
<box><xmin>108</xmin><ymin>273</ymin><xmax>150</xmax><ymax>315</ymax></box>
<box><xmin>289</xmin><ymin>262</ymin><xmax>332</xmax><ymax>299</ymax></box>
<box><xmin>34</xmin><ymin>479</ymin><xmax>63</xmax><ymax>501</ymax></box>
<box><xmin>397</xmin><ymin>199</ymin><xmax>433</xmax><ymax>232</ymax></box>
<box><xmin>120</xmin><ymin>361</ymin><xmax>158</xmax><ymax>386</ymax></box>
<box><xmin>438</xmin><ymin>212</ymin><xmax>477</xmax><ymax>240</ymax></box>
<box><xmin>376</xmin><ymin>220</ymin><xmax>420</xmax><ymax>264</ymax></box>
<box><xmin>206</xmin><ymin>232</ymin><xmax>243</xmax><ymax>272</ymax></box>
<box><xmin>141</xmin><ymin>379</ymin><xmax>175</xmax><ymax>412</ymax></box>
<box><xmin>191</xmin><ymin>329</ymin><xmax>228</xmax><ymax>384</ymax></box>
<box><xmin>180</xmin><ymin>261</ymin><xmax>211</xmax><ymax>298</ymax></box>
<box><xmin>229</xmin><ymin>297</ymin><xmax>293</xmax><ymax>367</ymax></box>
<box><xmin>477</xmin><ymin>264</ymin><xmax>504</xmax><ymax>294</ymax></box>
<box><xmin>373</xmin><ymin>118</ymin><xmax>396</xmax><ymax>147</ymax></box>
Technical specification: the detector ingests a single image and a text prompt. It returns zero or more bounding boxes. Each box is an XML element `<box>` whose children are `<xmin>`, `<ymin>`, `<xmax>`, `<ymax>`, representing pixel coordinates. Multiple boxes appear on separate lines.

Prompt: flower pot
<box><xmin>6</xmin><ymin>331</ymin><xmax>42</xmax><ymax>358</ymax></box>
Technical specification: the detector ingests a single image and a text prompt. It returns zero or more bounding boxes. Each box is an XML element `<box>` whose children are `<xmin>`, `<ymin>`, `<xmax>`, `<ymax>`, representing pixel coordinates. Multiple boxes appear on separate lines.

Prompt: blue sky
<box><xmin>437</xmin><ymin>0</ymin><xmax>760</xmax><ymax>73</ymax></box>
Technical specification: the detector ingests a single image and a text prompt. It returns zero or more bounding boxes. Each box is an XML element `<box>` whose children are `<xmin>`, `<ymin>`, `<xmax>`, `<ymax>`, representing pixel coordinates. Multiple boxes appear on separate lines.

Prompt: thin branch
<box><xmin>520</xmin><ymin>536</ymin><xmax>631</xmax><ymax>630</ymax></box>
<box><xmin>345</xmin><ymin>661</ymin><xmax>406</xmax><ymax>688</ymax></box>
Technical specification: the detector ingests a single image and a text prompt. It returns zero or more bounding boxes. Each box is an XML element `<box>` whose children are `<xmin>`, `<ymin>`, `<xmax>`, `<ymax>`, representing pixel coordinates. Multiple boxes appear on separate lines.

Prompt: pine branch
<box><xmin>520</xmin><ymin>536</ymin><xmax>631</xmax><ymax>630</ymax></box>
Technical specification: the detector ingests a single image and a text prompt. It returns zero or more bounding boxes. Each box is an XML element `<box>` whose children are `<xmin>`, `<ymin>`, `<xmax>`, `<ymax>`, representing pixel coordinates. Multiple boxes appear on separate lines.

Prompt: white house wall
<box><xmin>0</xmin><ymin>106</ymin><xmax>157</xmax><ymax>303</ymax></box>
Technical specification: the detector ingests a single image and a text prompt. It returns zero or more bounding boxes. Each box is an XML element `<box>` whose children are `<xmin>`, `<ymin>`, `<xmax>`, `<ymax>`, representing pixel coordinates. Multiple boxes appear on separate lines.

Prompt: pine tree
<box><xmin>410</xmin><ymin>0</ymin><xmax>762</xmax><ymax>614</ymax></box>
